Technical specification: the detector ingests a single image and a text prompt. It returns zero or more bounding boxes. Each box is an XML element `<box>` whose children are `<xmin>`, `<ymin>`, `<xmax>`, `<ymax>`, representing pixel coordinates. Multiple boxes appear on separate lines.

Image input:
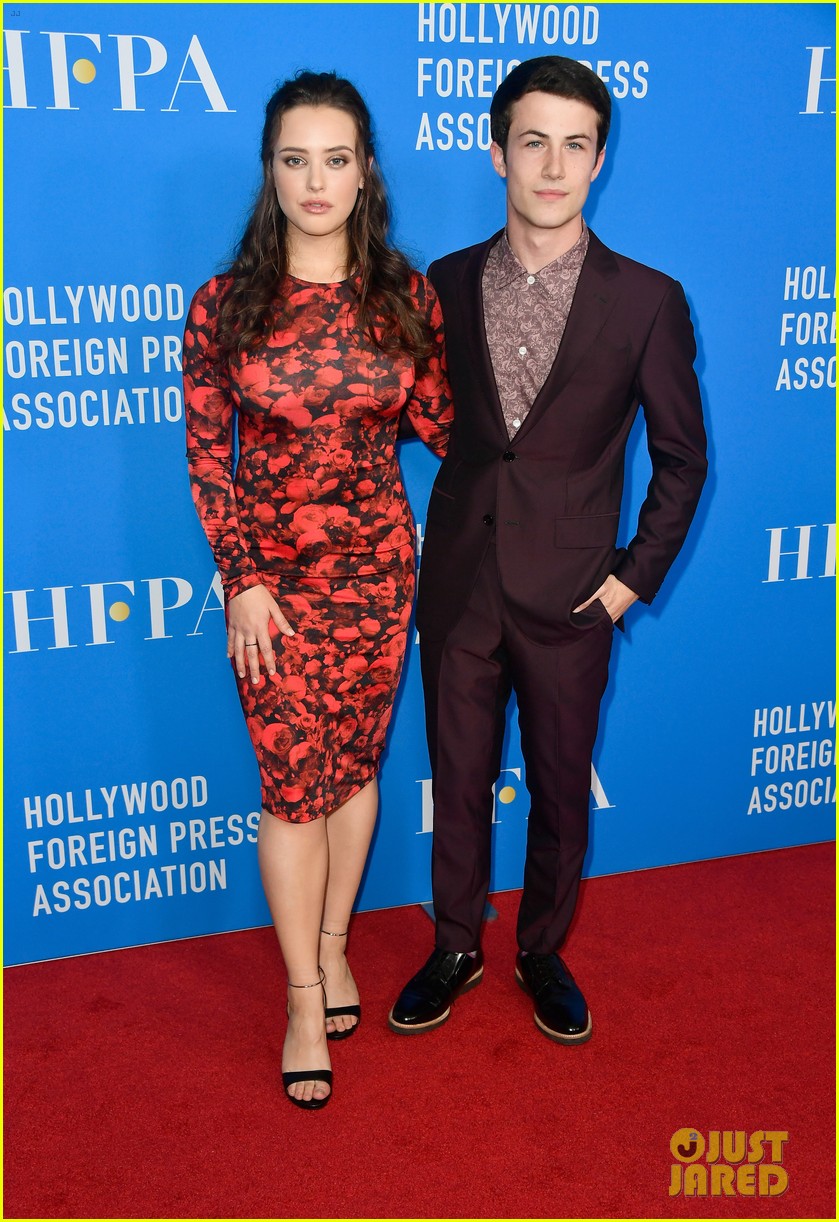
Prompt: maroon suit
<box><xmin>418</xmin><ymin>228</ymin><xmax>707</xmax><ymax>953</ymax></box>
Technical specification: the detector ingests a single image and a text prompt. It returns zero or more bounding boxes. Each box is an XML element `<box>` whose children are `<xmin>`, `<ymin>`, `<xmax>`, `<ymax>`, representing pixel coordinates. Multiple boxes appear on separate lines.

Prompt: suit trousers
<box><xmin>420</xmin><ymin>538</ymin><xmax>614</xmax><ymax>954</ymax></box>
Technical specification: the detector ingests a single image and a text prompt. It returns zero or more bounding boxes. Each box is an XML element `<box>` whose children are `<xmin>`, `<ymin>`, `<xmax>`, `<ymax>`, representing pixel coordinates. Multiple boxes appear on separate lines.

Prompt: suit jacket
<box><xmin>417</xmin><ymin>228</ymin><xmax>708</xmax><ymax>645</ymax></box>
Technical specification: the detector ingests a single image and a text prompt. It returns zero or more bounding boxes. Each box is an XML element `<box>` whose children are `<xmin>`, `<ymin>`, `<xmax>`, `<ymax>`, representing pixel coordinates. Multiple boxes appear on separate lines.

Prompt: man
<box><xmin>389</xmin><ymin>57</ymin><xmax>707</xmax><ymax>1043</ymax></box>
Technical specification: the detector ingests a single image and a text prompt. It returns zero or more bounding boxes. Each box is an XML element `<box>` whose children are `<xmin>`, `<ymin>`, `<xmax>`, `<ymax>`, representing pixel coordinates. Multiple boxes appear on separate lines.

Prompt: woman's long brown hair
<box><xmin>216</xmin><ymin>70</ymin><xmax>432</xmax><ymax>365</ymax></box>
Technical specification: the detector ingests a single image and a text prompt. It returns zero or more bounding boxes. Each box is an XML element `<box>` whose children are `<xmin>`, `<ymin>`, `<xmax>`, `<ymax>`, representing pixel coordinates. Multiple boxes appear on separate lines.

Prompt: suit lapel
<box><xmin>458</xmin><ymin>230</ymin><xmax>509</xmax><ymax>441</ymax></box>
<box><xmin>514</xmin><ymin>230</ymin><xmax>621</xmax><ymax>443</ymax></box>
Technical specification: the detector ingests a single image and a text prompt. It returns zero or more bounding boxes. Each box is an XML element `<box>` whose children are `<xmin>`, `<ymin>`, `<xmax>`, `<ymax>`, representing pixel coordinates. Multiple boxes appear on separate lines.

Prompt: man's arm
<box><xmin>611</xmin><ymin>279</ymin><xmax>708</xmax><ymax>606</ymax></box>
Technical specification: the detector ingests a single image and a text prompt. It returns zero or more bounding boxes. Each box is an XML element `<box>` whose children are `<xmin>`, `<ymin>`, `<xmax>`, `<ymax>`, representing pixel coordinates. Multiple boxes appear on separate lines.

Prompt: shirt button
<box><xmin>482</xmin><ymin>514</ymin><xmax>494</xmax><ymax>526</ymax></box>
<box><xmin>518</xmin><ymin>345</ymin><xmax>527</xmax><ymax>356</ymax></box>
<box><xmin>512</xmin><ymin>418</ymin><xmax>521</xmax><ymax>429</ymax></box>
<box><xmin>502</xmin><ymin>451</ymin><xmax>516</xmax><ymax>462</ymax></box>
<box><xmin>526</xmin><ymin>275</ymin><xmax>536</xmax><ymax>285</ymax></box>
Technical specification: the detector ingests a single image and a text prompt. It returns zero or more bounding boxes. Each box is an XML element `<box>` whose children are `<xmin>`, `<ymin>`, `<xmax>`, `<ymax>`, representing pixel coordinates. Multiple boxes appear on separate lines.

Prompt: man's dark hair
<box><xmin>490</xmin><ymin>56</ymin><xmax>611</xmax><ymax>153</ymax></box>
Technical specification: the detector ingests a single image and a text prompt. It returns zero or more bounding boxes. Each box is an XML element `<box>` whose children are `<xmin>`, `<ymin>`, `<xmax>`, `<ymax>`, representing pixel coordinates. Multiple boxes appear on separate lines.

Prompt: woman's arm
<box><xmin>183</xmin><ymin>277</ymin><xmax>263</xmax><ymax>601</ymax></box>
<box><xmin>403</xmin><ymin>276</ymin><xmax>454</xmax><ymax>458</ymax></box>
<box><xmin>183</xmin><ymin>278</ymin><xmax>293</xmax><ymax>681</ymax></box>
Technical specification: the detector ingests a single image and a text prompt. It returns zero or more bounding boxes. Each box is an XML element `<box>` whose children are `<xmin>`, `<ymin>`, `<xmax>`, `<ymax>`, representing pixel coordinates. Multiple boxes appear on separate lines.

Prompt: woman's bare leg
<box><xmin>258</xmin><ymin>811</ymin><xmax>331</xmax><ymax>1103</ymax></box>
<box><xmin>320</xmin><ymin>779</ymin><xmax>379</xmax><ymax>1034</ymax></box>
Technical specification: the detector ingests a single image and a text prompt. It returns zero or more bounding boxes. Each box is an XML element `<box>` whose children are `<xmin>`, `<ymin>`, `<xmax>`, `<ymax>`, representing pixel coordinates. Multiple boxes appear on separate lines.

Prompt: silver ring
<box><xmin>244</xmin><ymin>641</ymin><xmax>258</xmax><ymax>647</ymax></box>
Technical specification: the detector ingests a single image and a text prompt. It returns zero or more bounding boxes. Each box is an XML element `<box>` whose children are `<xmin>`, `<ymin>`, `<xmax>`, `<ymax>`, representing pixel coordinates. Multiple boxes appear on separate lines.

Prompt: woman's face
<box><xmin>271</xmin><ymin>105</ymin><xmax>365</xmax><ymax>249</ymax></box>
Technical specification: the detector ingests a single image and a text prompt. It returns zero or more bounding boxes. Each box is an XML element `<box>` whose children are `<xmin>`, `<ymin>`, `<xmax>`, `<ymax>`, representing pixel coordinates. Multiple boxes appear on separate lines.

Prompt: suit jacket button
<box><xmin>482</xmin><ymin>514</ymin><xmax>494</xmax><ymax>526</ymax></box>
<box><xmin>502</xmin><ymin>450</ymin><xmax>516</xmax><ymax>462</ymax></box>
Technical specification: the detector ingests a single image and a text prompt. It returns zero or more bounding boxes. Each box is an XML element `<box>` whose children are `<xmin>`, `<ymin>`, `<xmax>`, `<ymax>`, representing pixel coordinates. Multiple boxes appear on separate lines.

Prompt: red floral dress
<box><xmin>184</xmin><ymin>273</ymin><xmax>452</xmax><ymax>821</ymax></box>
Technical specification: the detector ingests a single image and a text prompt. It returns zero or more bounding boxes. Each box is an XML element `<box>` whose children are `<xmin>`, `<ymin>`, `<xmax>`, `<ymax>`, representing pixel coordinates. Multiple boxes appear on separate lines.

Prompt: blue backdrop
<box><xmin>4</xmin><ymin>3</ymin><xmax>835</xmax><ymax>965</ymax></box>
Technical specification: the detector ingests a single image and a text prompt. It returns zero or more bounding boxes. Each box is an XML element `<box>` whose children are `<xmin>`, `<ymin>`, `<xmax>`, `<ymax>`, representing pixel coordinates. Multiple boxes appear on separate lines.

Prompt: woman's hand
<box><xmin>227</xmin><ymin>585</ymin><xmax>295</xmax><ymax>682</ymax></box>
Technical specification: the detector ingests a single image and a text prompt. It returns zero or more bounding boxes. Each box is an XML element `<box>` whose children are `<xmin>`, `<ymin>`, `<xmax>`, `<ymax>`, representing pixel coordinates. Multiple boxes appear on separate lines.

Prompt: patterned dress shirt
<box><xmin>482</xmin><ymin>223</ymin><xmax>589</xmax><ymax>438</ymax></box>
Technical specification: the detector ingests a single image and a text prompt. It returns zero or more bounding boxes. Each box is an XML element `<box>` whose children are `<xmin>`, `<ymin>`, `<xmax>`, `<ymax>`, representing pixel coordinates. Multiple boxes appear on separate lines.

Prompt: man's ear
<box><xmin>590</xmin><ymin>144</ymin><xmax>606</xmax><ymax>183</ymax></box>
<box><xmin>490</xmin><ymin>141</ymin><xmax>507</xmax><ymax>179</ymax></box>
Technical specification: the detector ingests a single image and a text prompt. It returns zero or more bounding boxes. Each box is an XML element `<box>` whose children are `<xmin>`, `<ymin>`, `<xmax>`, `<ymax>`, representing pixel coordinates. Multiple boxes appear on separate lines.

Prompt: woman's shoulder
<box><xmin>185</xmin><ymin>273</ymin><xmax>236</xmax><ymax>334</ymax></box>
<box><xmin>189</xmin><ymin>272</ymin><xmax>235</xmax><ymax>308</ymax></box>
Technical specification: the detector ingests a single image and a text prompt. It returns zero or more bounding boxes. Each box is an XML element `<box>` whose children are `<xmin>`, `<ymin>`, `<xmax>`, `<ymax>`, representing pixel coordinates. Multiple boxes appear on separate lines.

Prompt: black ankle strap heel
<box><xmin>283</xmin><ymin>968</ymin><xmax>332</xmax><ymax>1110</ymax></box>
<box><xmin>319</xmin><ymin>930</ymin><xmax>361</xmax><ymax>1041</ymax></box>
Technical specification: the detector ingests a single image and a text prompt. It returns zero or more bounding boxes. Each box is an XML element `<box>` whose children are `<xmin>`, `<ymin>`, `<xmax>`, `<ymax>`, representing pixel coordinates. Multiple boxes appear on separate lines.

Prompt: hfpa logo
<box><xmin>5</xmin><ymin>574</ymin><xmax>224</xmax><ymax>653</ymax></box>
<box><xmin>415</xmin><ymin>765</ymin><xmax>615</xmax><ymax>834</ymax></box>
<box><xmin>763</xmin><ymin>523</ymin><xmax>835</xmax><ymax>583</ymax></box>
<box><xmin>3</xmin><ymin>28</ymin><xmax>234</xmax><ymax>112</ymax></box>
<box><xmin>801</xmin><ymin>46</ymin><xmax>836</xmax><ymax>115</ymax></box>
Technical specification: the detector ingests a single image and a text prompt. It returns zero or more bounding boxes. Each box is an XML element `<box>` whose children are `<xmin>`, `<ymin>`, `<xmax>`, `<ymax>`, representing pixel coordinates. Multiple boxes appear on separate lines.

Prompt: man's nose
<box><xmin>543</xmin><ymin>149</ymin><xmax>565</xmax><ymax>179</ymax></box>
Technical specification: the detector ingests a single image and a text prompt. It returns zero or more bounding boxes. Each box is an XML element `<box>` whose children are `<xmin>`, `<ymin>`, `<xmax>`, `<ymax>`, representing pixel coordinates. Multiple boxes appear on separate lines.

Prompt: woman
<box><xmin>183</xmin><ymin>71</ymin><xmax>451</xmax><ymax>1110</ymax></box>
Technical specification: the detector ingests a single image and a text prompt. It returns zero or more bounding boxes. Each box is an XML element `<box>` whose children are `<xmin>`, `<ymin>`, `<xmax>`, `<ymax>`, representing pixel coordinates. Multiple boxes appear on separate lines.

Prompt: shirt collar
<box><xmin>487</xmin><ymin>221</ymin><xmax>589</xmax><ymax>296</ymax></box>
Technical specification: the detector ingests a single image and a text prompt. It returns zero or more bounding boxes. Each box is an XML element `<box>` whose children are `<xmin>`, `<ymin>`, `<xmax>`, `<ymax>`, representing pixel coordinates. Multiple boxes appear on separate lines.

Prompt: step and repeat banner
<box><xmin>4</xmin><ymin>4</ymin><xmax>835</xmax><ymax>965</ymax></box>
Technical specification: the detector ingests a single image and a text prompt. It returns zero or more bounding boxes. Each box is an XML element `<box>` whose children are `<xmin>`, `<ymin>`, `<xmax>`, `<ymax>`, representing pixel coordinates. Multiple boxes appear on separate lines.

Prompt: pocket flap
<box><xmin>426</xmin><ymin>486</ymin><xmax>455</xmax><ymax>523</ymax></box>
<box><xmin>554</xmin><ymin>513</ymin><xmax>619</xmax><ymax>548</ymax></box>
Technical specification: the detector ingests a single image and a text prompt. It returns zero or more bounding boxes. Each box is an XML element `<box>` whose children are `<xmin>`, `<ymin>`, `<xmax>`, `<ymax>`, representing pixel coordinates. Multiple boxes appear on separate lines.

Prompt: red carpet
<box><xmin>3</xmin><ymin>843</ymin><xmax>835</xmax><ymax>1219</ymax></box>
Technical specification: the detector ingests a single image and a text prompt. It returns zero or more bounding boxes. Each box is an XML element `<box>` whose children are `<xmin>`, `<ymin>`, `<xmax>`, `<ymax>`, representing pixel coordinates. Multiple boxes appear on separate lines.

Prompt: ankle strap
<box><xmin>288</xmin><ymin>967</ymin><xmax>326</xmax><ymax>989</ymax></box>
<box><xmin>320</xmin><ymin>928</ymin><xmax>348</xmax><ymax>937</ymax></box>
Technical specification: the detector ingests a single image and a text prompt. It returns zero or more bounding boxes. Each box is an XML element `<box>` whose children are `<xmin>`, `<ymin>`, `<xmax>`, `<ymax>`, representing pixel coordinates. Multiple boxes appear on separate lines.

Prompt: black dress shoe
<box><xmin>388</xmin><ymin>948</ymin><xmax>484</xmax><ymax>1033</ymax></box>
<box><xmin>515</xmin><ymin>951</ymin><xmax>592</xmax><ymax>1044</ymax></box>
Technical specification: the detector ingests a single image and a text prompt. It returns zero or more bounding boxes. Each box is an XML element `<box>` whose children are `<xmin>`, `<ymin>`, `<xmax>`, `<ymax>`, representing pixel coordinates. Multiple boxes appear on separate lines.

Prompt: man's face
<box><xmin>491</xmin><ymin>91</ymin><xmax>605</xmax><ymax>240</ymax></box>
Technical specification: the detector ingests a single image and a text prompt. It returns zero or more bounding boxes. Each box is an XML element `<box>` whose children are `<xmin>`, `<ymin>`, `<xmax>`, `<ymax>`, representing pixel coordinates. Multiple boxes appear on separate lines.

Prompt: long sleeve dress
<box><xmin>184</xmin><ymin>271</ymin><xmax>452</xmax><ymax>821</ymax></box>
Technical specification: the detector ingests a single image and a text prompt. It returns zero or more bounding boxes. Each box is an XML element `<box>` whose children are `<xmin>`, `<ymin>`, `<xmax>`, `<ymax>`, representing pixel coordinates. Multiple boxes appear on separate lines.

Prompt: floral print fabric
<box><xmin>184</xmin><ymin>272</ymin><xmax>452</xmax><ymax>821</ymax></box>
<box><xmin>482</xmin><ymin>225</ymin><xmax>589</xmax><ymax>439</ymax></box>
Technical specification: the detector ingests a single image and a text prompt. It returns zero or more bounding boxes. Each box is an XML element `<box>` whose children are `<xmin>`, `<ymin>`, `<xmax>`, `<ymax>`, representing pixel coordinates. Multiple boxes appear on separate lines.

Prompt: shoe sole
<box><xmin>515</xmin><ymin>968</ymin><xmax>593</xmax><ymax>1045</ymax></box>
<box><xmin>387</xmin><ymin>965</ymin><xmax>484</xmax><ymax>1034</ymax></box>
